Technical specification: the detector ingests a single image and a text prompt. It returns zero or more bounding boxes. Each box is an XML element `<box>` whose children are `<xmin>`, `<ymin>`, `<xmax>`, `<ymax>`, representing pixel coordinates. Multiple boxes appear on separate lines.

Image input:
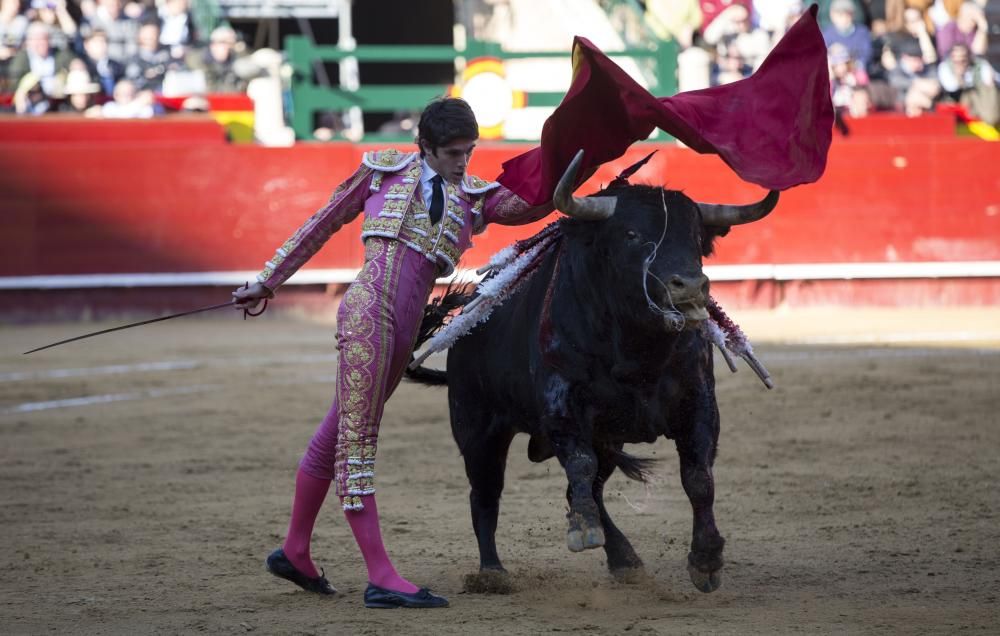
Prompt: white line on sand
<box><xmin>2</xmin><ymin>384</ymin><xmax>220</xmax><ymax>414</ymax></box>
<box><xmin>1</xmin><ymin>375</ymin><xmax>339</xmax><ymax>415</ymax></box>
<box><xmin>2</xmin><ymin>354</ymin><xmax>339</xmax><ymax>384</ymax></box>
<box><xmin>0</xmin><ymin>360</ymin><xmax>201</xmax><ymax>383</ymax></box>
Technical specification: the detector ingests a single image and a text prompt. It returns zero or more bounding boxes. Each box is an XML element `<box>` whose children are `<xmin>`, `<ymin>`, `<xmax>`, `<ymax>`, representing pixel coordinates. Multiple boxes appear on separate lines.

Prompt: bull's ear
<box><xmin>702</xmin><ymin>225</ymin><xmax>730</xmax><ymax>257</ymax></box>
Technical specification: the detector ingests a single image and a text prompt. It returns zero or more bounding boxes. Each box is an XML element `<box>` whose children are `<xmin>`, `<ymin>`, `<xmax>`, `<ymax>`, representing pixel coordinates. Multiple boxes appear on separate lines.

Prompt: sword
<box><xmin>23</xmin><ymin>283</ymin><xmax>268</xmax><ymax>355</ymax></box>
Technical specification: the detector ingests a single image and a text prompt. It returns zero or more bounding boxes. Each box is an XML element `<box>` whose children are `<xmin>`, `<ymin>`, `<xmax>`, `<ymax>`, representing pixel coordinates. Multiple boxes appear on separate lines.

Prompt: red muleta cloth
<box><xmin>498</xmin><ymin>4</ymin><xmax>835</xmax><ymax>205</ymax></box>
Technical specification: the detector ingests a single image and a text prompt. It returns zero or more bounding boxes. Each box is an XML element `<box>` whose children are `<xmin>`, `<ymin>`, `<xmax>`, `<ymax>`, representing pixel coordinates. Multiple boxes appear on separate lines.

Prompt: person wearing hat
<box><xmin>183</xmin><ymin>25</ymin><xmax>259</xmax><ymax>93</ymax></box>
<box><xmin>58</xmin><ymin>66</ymin><xmax>102</xmax><ymax>113</ymax></box>
<box><xmin>815</xmin><ymin>0</ymin><xmax>866</xmax><ymax>29</ymax></box>
<box><xmin>821</xmin><ymin>0</ymin><xmax>873</xmax><ymax>67</ymax></box>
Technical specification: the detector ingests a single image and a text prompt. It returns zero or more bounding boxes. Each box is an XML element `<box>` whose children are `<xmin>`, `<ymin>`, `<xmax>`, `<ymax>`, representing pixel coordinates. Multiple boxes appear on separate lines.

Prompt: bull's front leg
<box><xmin>554</xmin><ymin>436</ymin><xmax>604</xmax><ymax>553</ymax></box>
<box><xmin>675</xmin><ymin>405</ymin><xmax>725</xmax><ymax>593</ymax></box>
<box><xmin>544</xmin><ymin>376</ymin><xmax>604</xmax><ymax>553</ymax></box>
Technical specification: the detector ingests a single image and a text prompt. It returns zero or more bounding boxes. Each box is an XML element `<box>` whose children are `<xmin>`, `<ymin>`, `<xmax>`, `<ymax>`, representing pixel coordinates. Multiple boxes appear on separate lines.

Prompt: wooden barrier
<box><xmin>1</xmin><ymin>114</ymin><xmax>998</xmax><ymax>310</ymax></box>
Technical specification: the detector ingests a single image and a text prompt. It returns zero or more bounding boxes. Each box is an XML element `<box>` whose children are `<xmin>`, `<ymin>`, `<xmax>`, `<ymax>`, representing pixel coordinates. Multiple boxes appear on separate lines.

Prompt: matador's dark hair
<box><xmin>416</xmin><ymin>97</ymin><xmax>479</xmax><ymax>157</ymax></box>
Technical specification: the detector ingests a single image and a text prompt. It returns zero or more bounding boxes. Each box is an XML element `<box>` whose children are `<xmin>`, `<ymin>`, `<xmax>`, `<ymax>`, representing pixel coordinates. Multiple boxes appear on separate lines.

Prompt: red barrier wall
<box><xmin>2</xmin><ymin>115</ymin><xmax>998</xmax><ymax>309</ymax></box>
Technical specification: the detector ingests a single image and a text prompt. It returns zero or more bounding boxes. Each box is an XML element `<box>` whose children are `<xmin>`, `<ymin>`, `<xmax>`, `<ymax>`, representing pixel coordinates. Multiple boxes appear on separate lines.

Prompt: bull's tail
<box><xmin>612</xmin><ymin>449</ymin><xmax>658</xmax><ymax>483</ymax></box>
<box><xmin>405</xmin><ymin>283</ymin><xmax>475</xmax><ymax>386</ymax></box>
<box><xmin>404</xmin><ymin>364</ymin><xmax>448</xmax><ymax>385</ymax></box>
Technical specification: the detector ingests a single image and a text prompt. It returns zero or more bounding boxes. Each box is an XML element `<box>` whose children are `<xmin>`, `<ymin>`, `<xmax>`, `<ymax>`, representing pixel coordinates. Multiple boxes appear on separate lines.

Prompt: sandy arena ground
<box><xmin>2</xmin><ymin>308</ymin><xmax>999</xmax><ymax>635</ymax></box>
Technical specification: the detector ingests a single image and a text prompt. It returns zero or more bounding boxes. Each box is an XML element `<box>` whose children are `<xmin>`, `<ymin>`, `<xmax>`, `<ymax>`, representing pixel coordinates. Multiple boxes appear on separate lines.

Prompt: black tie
<box><xmin>429</xmin><ymin>174</ymin><xmax>444</xmax><ymax>225</ymax></box>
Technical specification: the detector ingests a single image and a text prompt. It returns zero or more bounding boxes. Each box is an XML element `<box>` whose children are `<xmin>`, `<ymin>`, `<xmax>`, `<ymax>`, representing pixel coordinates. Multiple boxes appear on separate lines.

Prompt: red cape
<box><xmin>497</xmin><ymin>5</ymin><xmax>834</xmax><ymax>205</ymax></box>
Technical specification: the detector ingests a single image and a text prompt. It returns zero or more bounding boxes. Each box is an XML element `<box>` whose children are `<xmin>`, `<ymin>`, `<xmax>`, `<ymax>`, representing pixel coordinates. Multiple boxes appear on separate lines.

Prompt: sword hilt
<box><xmin>242</xmin><ymin>281</ymin><xmax>268</xmax><ymax>319</ymax></box>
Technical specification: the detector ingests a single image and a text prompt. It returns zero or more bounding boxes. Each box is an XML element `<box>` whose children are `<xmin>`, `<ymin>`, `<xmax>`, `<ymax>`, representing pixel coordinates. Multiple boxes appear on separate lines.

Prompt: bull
<box><xmin>408</xmin><ymin>153</ymin><xmax>778</xmax><ymax>592</ymax></box>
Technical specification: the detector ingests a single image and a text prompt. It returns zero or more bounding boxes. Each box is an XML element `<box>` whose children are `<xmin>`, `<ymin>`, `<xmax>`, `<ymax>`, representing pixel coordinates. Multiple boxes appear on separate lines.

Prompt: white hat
<box><xmin>62</xmin><ymin>69</ymin><xmax>101</xmax><ymax>95</ymax></box>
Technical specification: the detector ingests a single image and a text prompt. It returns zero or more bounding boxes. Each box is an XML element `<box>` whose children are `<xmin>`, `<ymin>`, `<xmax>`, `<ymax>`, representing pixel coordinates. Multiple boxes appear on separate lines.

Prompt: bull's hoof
<box><xmin>686</xmin><ymin>562</ymin><xmax>722</xmax><ymax>593</ymax></box>
<box><xmin>567</xmin><ymin>526</ymin><xmax>606</xmax><ymax>553</ymax></box>
<box><xmin>463</xmin><ymin>568</ymin><xmax>515</xmax><ymax>595</ymax></box>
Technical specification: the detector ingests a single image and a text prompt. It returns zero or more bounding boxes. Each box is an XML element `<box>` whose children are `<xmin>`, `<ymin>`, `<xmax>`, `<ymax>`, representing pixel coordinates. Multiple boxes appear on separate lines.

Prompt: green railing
<box><xmin>284</xmin><ymin>36</ymin><xmax>677</xmax><ymax>141</ymax></box>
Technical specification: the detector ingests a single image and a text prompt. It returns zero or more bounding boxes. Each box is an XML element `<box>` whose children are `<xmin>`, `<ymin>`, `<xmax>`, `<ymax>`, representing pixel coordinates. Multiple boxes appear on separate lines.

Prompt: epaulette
<box><xmin>362</xmin><ymin>149</ymin><xmax>419</xmax><ymax>172</ymax></box>
<box><xmin>462</xmin><ymin>174</ymin><xmax>502</xmax><ymax>194</ymax></box>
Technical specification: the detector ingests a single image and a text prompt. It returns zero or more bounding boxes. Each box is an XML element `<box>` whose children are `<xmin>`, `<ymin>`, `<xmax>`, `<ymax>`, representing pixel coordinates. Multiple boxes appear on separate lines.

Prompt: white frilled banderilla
<box><xmin>408</xmin><ymin>225</ymin><xmax>773</xmax><ymax>390</ymax></box>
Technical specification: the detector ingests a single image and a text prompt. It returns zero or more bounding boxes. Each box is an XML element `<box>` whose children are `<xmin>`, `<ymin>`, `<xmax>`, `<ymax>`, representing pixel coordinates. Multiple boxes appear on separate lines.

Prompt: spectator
<box><xmin>712</xmin><ymin>35</ymin><xmax>753</xmax><ymax>85</ymax></box>
<box><xmin>184</xmin><ymin>25</ymin><xmax>259</xmax><ymax>93</ymax></box>
<box><xmin>13</xmin><ymin>70</ymin><xmax>51</xmax><ymax>113</ymax></box>
<box><xmin>84</xmin><ymin>0</ymin><xmax>139</xmax><ymax>64</ymax></box>
<box><xmin>875</xmin><ymin>6</ymin><xmax>938</xmax><ymax>80</ymax></box>
<box><xmin>829</xmin><ymin>42</ymin><xmax>872</xmax><ymax>116</ymax></box>
<box><xmin>99</xmin><ymin>76</ymin><xmax>153</xmax><ymax>117</ymax></box>
<box><xmin>938</xmin><ymin>43</ymin><xmax>999</xmax><ymax>125</ymax></box>
<box><xmin>816</xmin><ymin>0</ymin><xmax>866</xmax><ymax>29</ymax></box>
<box><xmin>887</xmin><ymin>38</ymin><xmax>940</xmax><ymax>115</ymax></box>
<box><xmin>26</xmin><ymin>0</ymin><xmax>75</xmax><ymax>51</ymax></box>
<box><xmin>935</xmin><ymin>1</ymin><xmax>989</xmax><ymax>59</ymax></box>
<box><xmin>7</xmin><ymin>21</ymin><xmax>76</xmax><ymax>95</ymax></box>
<box><xmin>125</xmin><ymin>20</ymin><xmax>172</xmax><ymax>90</ymax></box>
<box><xmin>158</xmin><ymin>0</ymin><xmax>195</xmax><ymax>57</ymax></box>
<box><xmin>81</xmin><ymin>27</ymin><xmax>124</xmax><ymax>95</ymax></box>
<box><xmin>645</xmin><ymin>0</ymin><xmax>702</xmax><ymax>49</ymax></box>
<box><xmin>822</xmin><ymin>0</ymin><xmax>873</xmax><ymax>67</ymax></box>
<box><xmin>57</xmin><ymin>66</ymin><xmax>101</xmax><ymax>113</ymax></box>
<box><xmin>123</xmin><ymin>0</ymin><xmax>154</xmax><ymax>21</ymax></box>
<box><xmin>703</xmin><ymin>4</ymin><xmax>770</xmax><ymax>70</ymax></box>
<box><xmin>1</xmin><ymin>0</ymin><xmax>29</xmax><ymax>75</ymax></box>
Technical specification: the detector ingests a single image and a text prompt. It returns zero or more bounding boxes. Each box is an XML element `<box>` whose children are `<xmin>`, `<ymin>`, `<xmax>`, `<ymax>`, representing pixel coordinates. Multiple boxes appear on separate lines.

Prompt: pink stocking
<box><xmin>344</xmin><ymin>494</ymin><xmax>419</xmax><ymax>593</ymax></box>
<box><xmin>282</xmin><ymin>467</ymin><xmax>331</xmax><ymax>579</ymax></box>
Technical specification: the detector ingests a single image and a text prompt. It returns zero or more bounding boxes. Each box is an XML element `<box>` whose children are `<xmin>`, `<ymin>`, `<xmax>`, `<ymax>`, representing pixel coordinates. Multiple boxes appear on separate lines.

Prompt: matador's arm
<box><xmin>476</xmin><ymin>186</ymin><xmax>555</xmax><ymax>233</ymax></box>
<box><xmin>257</xmin><ymin>164</ymin><xmax>375</xmax><ymax>291</ymax></box>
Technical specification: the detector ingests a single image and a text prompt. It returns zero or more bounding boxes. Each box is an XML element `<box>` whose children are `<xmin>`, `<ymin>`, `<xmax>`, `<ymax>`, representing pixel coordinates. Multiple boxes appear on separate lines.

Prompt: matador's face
<box><xmin>423</xmin><ymin>138</ymin><xmax>476</xmax><ymax>185</ymax></box>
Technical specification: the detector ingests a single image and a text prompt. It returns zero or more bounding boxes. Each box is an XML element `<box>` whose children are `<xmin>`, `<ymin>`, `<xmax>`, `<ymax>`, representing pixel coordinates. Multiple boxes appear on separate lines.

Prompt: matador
<box><xmin>233</xmin><ymin>98</ymin><xmax>569</xmax><ymax>609</ymax></box>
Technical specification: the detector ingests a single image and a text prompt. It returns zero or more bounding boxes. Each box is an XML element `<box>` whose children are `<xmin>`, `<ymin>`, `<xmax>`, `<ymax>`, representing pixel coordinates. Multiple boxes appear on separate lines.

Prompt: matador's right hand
<box><xmin>232</xmin><ymin>281</ymin><xmax>274</xmax><ymax>310</ymax></box>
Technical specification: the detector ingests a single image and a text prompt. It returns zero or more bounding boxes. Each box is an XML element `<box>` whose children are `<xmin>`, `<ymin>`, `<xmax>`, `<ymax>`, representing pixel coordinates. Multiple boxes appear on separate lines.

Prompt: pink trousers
<box><xmin>299</xmin><ymin>238</ymin><xmax>439</xmax><ymax>510</ymax></box>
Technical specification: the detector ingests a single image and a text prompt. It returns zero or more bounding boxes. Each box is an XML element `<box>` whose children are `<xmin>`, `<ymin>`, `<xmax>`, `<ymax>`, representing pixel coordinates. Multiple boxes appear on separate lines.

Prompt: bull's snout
<box><xmin>667</xmin><ymin>274</ymin><xmax>709</xmax><ymax>300</ymax></box>
<box><xmin>663</xmin><ymin>273</ymin><xmax>710</xmax><ymax>323</ymax></box>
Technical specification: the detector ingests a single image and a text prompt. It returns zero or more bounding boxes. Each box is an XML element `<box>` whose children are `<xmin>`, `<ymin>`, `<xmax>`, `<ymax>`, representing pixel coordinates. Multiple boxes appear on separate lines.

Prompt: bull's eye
<box><xmin>625</xmin><ymin>229</ymin><xmax>640</xmax><ymax>242</ymax></box>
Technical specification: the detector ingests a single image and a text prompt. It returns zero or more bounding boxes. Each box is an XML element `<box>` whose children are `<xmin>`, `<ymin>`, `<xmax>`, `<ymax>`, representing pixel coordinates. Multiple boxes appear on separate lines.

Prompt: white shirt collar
<box><xmin>421</xmin><ymin>159</ymin><xmax>441</xmax><ymax>185</ymax></box>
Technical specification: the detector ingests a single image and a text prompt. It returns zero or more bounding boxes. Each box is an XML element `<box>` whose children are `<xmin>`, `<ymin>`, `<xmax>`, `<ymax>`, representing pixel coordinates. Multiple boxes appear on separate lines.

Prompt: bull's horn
<box><xmin>554</xmin><ymin>149</ymin><xmax>617</xmax><ymax>221</ymax></box>
<box><xmin>699</xmin><ymin>190</ymin><xmax>780</xmax><ymax>226</ymax></box>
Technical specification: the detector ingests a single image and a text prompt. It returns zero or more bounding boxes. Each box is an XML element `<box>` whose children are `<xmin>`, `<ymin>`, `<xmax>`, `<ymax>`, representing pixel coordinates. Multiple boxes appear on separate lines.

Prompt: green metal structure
<box><xmin>284</xmin><ymin>36</ymin><xmax>678</xmax><ymax>141</ymax></box>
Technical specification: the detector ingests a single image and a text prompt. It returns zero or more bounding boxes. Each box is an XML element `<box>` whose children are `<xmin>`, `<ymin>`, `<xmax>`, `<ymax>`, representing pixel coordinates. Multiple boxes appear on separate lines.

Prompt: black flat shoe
<box><xmin>364</xmin><ymin>583</ymin><xmax>449</xmax><ymax>609</ymax></box>
<box><xmin>265</xmin><ymin>548</ymin><xmax>337</xmax><ymax>595</ymax></box>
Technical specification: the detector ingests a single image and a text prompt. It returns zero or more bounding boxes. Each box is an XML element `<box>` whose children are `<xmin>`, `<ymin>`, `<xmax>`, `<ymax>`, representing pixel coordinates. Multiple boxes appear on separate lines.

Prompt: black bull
<box><xmin>408</xmin><ymin>178</ymin><xmax>779</xmax><ymax>593</ymax></box>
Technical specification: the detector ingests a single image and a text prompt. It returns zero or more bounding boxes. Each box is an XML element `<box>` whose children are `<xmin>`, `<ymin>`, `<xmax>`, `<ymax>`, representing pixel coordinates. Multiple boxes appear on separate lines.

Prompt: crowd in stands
<box><xmin>645</xmin><ymin>0</ymin><xmax>999</xmax><ymax>126</ymax></box>
<box><xmin>0</xmin><ymin>0</ymin><xmax>264</xmax><ymax>116</ymax></box>
<box><xmin>3</xmin><ymin>0</ymin><xmax>997</xmax><ymax>129</ymax></box>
